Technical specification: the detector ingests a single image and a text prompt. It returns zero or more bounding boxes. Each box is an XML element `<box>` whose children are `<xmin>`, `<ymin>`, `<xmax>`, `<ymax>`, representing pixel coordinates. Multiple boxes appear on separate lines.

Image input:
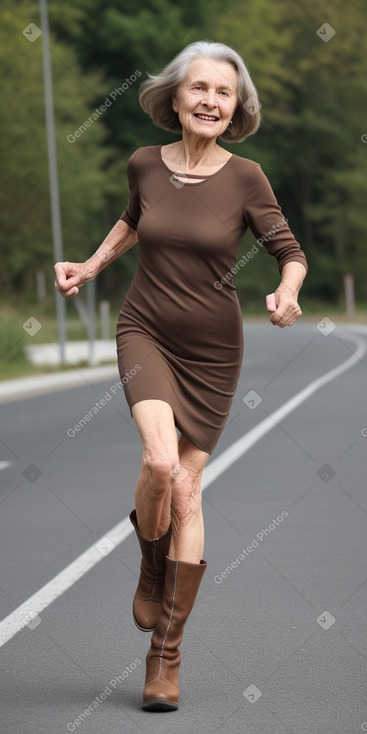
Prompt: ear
<box><xmin>172</xmin><ymin>91</ymin><xmax>179</xmax><ymax>113</ymax></box>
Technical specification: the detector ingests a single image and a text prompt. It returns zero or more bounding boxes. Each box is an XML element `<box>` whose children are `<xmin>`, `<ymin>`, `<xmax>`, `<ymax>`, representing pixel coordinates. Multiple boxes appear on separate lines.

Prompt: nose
<box><xmin>202</xmin><ymin>89</ymin><xmax>217</xmax><ymax>108</ymax></box>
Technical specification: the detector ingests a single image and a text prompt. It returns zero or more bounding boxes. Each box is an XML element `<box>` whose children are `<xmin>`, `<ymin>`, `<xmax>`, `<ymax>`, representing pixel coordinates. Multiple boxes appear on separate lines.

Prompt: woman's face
<box><xmin>172</xmin><ymin>57</ymin><xmax>238</xmax><ymax>140</ymax></box>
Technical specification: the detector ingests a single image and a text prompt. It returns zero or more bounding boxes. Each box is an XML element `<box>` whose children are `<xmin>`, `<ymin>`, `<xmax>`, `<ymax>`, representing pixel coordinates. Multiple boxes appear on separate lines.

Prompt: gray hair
<box><xmin>139</xmin><ymin>40</ymin><xmax>261</xmax><ymax>143</ymax></box>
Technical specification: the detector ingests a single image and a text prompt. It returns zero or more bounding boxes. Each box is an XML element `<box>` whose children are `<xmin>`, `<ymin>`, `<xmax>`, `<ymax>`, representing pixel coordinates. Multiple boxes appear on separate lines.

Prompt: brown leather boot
<box><xmin>142</xmin><ymin>555</ymin><xmax>207</xmax><ymax>711</ymax></box>
<box><xmin>129</xmin><ymin>510</ymin><xmax>172</xmax><ymax>632</ymax></box>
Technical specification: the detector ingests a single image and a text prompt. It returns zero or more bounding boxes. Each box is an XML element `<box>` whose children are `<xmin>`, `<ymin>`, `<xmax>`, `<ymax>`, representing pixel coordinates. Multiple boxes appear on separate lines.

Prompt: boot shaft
<box><xmin>129</xmin><ymin>509</ymin><xmax>172</xmax><ymax>631</ymax></box>
<box><xmin>151</xmin><ymin>556</ymin><xmax>207</xmax><ymax>651</ymax></box>
<box><xmin>143</xmin><ymin>556</ymin><xmax>207</xmax><ymax>710</ymax></box>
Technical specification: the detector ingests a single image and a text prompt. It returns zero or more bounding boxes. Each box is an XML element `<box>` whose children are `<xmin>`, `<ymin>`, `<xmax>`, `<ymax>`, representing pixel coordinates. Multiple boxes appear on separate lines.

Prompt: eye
<box><xmin>193</xmin><ymin>85</ymin><xmax>203</xmax><ymax>91</ymax></box>
<box><xmin>220</xmin><ymin>91</ymin><xmax>230</xmax><ymax>97</ymax></box>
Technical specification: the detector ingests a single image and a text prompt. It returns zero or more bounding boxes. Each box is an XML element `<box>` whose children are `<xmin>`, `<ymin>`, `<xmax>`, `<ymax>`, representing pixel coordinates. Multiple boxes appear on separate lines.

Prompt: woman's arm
<box><xmin>266</xmin><ymin>261</ymin><xmax>307</xmax><ymax>327</ymax></box>
<box><xmin>54</xmin><ymin>219</ymin><xmax>138</xmax><ymax>299</ymax></box>
<box><xmin>242</xmin><ymin>164</ymin><xmax>308</xmax><ymax>328</ymax></box>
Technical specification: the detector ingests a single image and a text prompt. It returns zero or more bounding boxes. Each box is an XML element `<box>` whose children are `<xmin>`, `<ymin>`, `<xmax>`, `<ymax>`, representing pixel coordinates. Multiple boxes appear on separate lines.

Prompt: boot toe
<box><xmin>143</xmin><ymin>675</ymin><xmax>179</xmax><ymax>710</ymax></box>
<box><xmin>133</xmin><ymin>597</ymin><xmax>162</xmax><ymax>631</ymax></box>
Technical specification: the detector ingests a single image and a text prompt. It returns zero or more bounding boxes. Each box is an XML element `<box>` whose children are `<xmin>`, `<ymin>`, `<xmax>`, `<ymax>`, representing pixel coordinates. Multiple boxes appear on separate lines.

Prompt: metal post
<box><xmin>344</xmin><ymin>273</ymin><xmax>355</xmax><ymax>317</ymax></box>
<box><xmin>100</xmin><ymin>300</ymin><xmax>110</xmax><ymax>339</ymax></box>
<box><xmin>36</xmin><ymin>270</ymin><xmax>47</xmax><ymax>301</ymax></box>
<box><xmin>39</xmin><ymin>0</ymin><xmax>67</xmax><ymax>362</ymax></box>
<box><xmin>87</xmin><ymin>280</ymin><xmax>97</xmax><ymax>366</ymax></box>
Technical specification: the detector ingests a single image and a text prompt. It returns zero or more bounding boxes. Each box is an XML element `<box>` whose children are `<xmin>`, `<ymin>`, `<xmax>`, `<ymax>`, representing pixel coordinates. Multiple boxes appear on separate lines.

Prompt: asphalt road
<box><xmin>1</xmin><ymin>320</ymin><xmax>367</xmax><ymax>734</ymax></box>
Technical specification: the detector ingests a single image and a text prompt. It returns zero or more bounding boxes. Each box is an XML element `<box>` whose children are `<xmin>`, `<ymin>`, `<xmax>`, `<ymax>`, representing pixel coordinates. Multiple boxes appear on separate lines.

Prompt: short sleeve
<box><xmin>243</xmin><ymin>164</ymin><xmax>308</xmax><ymax>275</ymax></box>
<box><xmin>119</xmin><ymin>148</ymin><xmax>141</xmax><ymax>231</ymax></box>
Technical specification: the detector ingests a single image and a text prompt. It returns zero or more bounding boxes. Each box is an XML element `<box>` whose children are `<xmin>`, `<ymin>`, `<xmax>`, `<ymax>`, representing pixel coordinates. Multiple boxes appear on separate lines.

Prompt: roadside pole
<box><xmin>39</xmin><ymin>0</ymin><xmax>67</xmax><ymax>362</ymax></box>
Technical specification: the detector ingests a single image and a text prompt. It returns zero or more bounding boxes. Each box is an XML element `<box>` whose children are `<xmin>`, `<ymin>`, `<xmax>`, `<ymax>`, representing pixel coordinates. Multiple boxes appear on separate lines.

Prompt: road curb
<box><xmin>0</xmin><ymin>364</ymin><xmax>120</xmax><ymax>404</ymax></box>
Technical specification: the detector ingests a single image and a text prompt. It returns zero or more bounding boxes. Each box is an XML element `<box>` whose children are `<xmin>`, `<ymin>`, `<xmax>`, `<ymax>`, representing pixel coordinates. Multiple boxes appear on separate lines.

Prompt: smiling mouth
<box><xmin>194</xmin><ymin>113</ymin><xmax>220</xmax><ymax>121</ymax></box>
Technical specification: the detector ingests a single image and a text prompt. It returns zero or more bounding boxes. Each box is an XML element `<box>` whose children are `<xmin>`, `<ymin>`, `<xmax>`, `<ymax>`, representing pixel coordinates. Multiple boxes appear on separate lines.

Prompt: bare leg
<box><xmin>169</xmin><ymin>434</ymin><xmax>210</xmax><ymax>563</ymax></box>
<box><xmin>132</xmin><ymin>399</ymin><xmax>179</xmax><ymax>540</ymax></box>
<box><xmin>131</xmin><ymin>400</ymin><xmax>210</xmax><ymax>562</ymax></box>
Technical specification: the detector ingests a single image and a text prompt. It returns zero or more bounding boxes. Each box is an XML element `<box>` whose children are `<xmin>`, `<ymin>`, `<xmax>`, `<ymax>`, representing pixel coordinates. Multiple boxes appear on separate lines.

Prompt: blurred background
<box><xmin>1</xmin><ymin>0</ymin><xmax>366</xmax><ymax>379</ymax></box>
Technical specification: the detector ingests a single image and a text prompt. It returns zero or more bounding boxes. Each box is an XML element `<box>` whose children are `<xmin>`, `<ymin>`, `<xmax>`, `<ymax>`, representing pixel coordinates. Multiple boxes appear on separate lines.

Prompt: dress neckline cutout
<box><xmin>158</xmin><ymin>145</ymin><xmax>234</xmax><ymax>186</ymax></box>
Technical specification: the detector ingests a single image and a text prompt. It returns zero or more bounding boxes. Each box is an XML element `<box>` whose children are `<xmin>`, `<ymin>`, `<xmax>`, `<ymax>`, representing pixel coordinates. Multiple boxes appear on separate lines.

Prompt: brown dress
<box><xmin>116</xmin><ymin>145</ymin><xmax>308</xmax><ymax>454</ymax></box>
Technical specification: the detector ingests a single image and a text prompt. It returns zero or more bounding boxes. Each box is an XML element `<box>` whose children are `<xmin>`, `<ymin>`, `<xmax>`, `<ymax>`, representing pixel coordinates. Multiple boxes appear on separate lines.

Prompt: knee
<box><xmin>142</xmin><ymin>453</ymin><xmax>177</xmax><ymax>496</ymax></box>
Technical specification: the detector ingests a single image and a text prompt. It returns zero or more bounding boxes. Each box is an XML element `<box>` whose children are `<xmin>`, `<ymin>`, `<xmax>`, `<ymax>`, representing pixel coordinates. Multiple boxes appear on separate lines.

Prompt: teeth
<box><xmin>196</xmin><ymin>114</ymin><xmax>218</xmax><ymax>121</ymax></box>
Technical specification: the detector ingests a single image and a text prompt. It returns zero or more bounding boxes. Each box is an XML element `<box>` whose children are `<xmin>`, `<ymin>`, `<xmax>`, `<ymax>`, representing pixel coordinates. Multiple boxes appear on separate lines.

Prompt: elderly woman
<box><xmin>54</xmin><ymin>40</ymin><xmax>308</xmax><ymax>712</ymax></box>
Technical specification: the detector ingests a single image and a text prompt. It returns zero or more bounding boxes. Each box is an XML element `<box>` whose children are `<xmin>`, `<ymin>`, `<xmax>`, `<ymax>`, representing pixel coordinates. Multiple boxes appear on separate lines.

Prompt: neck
<box><xmin>177</xmin><ymin>133</ymin><xmax>221</xmax><ymax>171</ymax></box>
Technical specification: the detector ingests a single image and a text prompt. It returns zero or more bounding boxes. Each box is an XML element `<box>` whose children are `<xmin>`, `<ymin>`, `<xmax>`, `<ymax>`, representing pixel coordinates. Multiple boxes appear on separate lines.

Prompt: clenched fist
<box><xmin>54</xmin><ymin>261</ymin><xmax>96</xmax><ymax>299</ymax></box>
<box><xmin>266</xmin><ymin>287</ymin><xmax>302</xmax><ymax>327</ymax></box>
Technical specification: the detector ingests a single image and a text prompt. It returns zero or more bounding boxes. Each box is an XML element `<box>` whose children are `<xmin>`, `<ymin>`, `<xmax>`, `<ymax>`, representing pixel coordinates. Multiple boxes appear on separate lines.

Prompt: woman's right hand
<box><xmin>54</xmin><ymin>260</ymin><xmax>95</xmax><ymax>299</ymax></box>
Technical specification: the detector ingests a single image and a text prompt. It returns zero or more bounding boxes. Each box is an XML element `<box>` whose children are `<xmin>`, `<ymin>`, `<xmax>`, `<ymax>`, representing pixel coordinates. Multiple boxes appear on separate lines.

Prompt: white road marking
<box><xmin>0</xmin><ymin>328</ymin><xmax>365</xmax><ymax>648</ymax></box>
<box><xmin>0</xmin><ymin>461</ymin><xmax>12</xmax><ymax>471</ymax></box>
<box><xmin>0</xmin><ymin>518</ymin><xmax>133</xmax><ymax>647</ymax></box>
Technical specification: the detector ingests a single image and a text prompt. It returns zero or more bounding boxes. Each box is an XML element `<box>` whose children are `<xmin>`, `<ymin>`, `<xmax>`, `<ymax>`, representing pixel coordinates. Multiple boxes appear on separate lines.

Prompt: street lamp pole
<box><xmin>39</xmin><ymin>0</ymin><xmax>67</xmax><ymax>363</ymax></box>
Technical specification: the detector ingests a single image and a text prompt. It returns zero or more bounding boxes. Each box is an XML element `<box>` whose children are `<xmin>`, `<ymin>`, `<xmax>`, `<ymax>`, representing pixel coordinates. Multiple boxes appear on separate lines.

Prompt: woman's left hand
<box><xmin>265</xmin><ymin>286</ymin><xmax>302</xmax><ymax>327</ymax></box>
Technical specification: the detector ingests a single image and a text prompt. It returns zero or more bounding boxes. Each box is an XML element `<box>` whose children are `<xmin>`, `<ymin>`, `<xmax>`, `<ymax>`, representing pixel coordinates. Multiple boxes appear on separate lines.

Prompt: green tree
<box><xmin>282</xmin><ymin>0</ymin><xmax>367</xmax><ymax>303</ymax></box>
<box><xmin>3</xmin><ymin>0</ymin><xmax>366</xmax><ymax>308</ymax></box>
<box><xmin>211</xmin><ymin>0</ymin><xmax>367</xmax><ymax>305</ymax></box>
<box><xmin>0</xmin><ymin>1</ymin><xmax>121</xmax><ymax>300</ymax></box>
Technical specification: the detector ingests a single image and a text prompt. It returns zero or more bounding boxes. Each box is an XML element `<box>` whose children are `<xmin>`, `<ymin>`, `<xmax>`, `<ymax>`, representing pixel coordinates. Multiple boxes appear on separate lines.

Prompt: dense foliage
<box><xmin>1</xmin><ymin>0</ymin><xmax>366</xmax><ymax>307</ymax></box>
